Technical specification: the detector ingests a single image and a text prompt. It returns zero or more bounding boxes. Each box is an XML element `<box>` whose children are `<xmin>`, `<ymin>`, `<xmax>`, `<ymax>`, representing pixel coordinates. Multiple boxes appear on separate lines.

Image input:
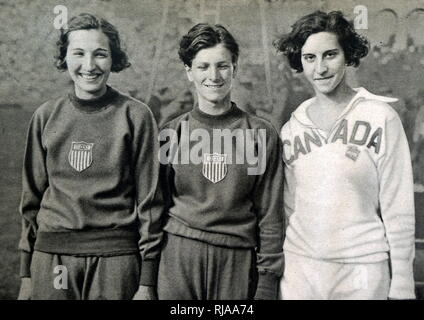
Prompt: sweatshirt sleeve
<box><xmin>134</xmin><ymin>106</ymin><xmax>165</xmax><ymax>286</ymax></box>
<box><xmin>378</xmin><ymin>112</ymin><xmax>416</xmax><ymax>299</ymax></box>
<box><xmin>252</xmin><ymin>125</ymin><xmax>285</xmax><ymax>300</ymax></box>
<box><xmin>18</xmin><ymin>109</ymin><xmax>49</xmax><ymax>278</ymax></box>
<box><xmin>281</xmin><ymin>124</ymin><xmax>295</xmax><ymax>229</ymax></box>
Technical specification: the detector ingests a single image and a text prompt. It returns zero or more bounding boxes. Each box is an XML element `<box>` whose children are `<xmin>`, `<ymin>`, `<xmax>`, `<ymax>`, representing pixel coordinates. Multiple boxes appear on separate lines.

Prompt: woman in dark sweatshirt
<box><xmin>156</xmin><ymin>23</ymin><xmax>285</xmax><ymax>300</ymax></box>
<box><xmin>17</xmin><ymin>13</ymin><xmax>163</xmax><ymax>300</ymax></box>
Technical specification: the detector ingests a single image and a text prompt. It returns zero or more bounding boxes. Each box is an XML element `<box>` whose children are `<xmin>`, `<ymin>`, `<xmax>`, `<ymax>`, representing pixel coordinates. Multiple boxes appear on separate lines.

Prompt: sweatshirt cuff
<box><xmin>20</xmin><ymin>251</ymin><xmax>32</xmax><ymax>278</ymax></box>
<box><xmin>254</xmin><ymin>272</ymin><xmax>279</xmax><ymax>300</ymax></box>
<box><xmin>139</xmin><ymin>259</ymin><xmax>159</xmax><ymax>286</ymax></box>
<box><xmin>388</xmin><ymin>261</ymin><xmax>416</xmax><ymax>299</ymax></box>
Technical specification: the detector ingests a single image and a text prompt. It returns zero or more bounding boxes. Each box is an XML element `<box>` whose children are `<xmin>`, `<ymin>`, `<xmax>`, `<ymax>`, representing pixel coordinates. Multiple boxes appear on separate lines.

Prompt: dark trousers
<box><xmin>30</xmin><ymin>251</ymin><xmax>140</xmax><ymax>300</ymax></box>
<box><xmin>157</xmin><ymin>233</ymin><xmax>257</xmax><ymax>300</ymax></box>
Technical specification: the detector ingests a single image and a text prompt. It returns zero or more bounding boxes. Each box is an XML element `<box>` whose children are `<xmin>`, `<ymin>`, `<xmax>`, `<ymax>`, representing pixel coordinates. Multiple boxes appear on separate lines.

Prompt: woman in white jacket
<box><xmin>275</xmin><ymin>10</ymin><xmax>415</xmax><ymax>300</ymax></box>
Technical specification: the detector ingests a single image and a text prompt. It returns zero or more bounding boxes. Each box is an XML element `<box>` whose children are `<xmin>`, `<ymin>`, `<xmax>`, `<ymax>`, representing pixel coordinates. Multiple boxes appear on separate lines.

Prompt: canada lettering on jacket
<box><xmin>283</xmin><ymin>119</ymin><xmax>383</xmax><ymax>165</ymax></box>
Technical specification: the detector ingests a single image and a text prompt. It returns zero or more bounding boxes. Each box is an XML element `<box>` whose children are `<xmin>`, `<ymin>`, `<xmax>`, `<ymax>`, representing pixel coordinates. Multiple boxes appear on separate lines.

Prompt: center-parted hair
<box><xmin>55</xmin><ymin>13</ymin><xmax>130</xmax><ymax>72</ymax></box>
<box><xmin>178</xmin><ymin>23</ymin><xmax>239</xmax><ymax>67</ymax></box>
<box><xmin>274</xmin><ymin>11</ymin><xmax>369</xmax><ymax>73</ymax></box>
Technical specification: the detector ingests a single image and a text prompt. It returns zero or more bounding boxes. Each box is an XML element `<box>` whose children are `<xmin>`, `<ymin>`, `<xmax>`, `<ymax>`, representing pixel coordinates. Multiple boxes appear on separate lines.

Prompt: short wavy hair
<box><xmin>274</xmin><ymin>11</ymin><xmax>369</xmax><ymax>72</ymax></box>
<box><xmin>55</xmin><ymin>13</ymin><xmax>130</xmax><ymax>72</ymax></box>
<box><xmin>179</xmin><ymin>23</ymin><xmax>239</xmax><ymax>67</ymax></box>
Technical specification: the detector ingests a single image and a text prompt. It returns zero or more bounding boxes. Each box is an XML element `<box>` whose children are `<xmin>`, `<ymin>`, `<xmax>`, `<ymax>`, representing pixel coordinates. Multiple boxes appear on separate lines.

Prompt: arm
<box><xmin>18</xmin><ymin>110</ymin><xmax>49</xmax><ymax>299</ymax></box>
<box><xmin>17</xmin><ymin>277</ymin><xmax>32</xmax><ymax>300</ymax></box>
<box><xmin>133</xmin><ymin>118</ymin><xmax>177</xmax><ymax>300</ymax></box>
<box><xmin>133</xmin><ymin>107</ymin><xmax>165</xmax><ymax>296</ymax></box>
<box><xmin>378</xmin><ymin>113</ymin><xmax>416</xmax><ymax>299</ymax></box>
<box><xmin>252</xmin><ymin>126</ymin><xmax>285</xmax><ymax>300</ymax></box>
<box><xmin>281</xmin><ymin>125</ymin><xmax>295</xmax><ymax>230</ymax></box>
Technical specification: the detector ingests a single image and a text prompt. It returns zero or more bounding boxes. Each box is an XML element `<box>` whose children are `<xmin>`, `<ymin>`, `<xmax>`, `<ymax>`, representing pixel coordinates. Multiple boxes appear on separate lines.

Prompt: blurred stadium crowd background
<box><xmin>0</xmin><ymin>0</ymin><xmax>423</xmax><ymax>299</ymax></box>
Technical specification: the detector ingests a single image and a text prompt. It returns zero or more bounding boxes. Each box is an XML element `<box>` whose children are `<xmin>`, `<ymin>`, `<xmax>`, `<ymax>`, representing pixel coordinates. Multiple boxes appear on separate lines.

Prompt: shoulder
<box><xmin>160</xmin><ymin>111</ymin><xmax>191</xmax><ymax>131</ymax></box>
<box><xmin>280</xmin><ymin>118</ymin><xmax>295</xmax><ymax>140</ymax></box>
<box><xmin>240</xmin><ymin>110</ymin><xmax>278</xmax><ymax>133</ymax></box>
<box><xmin>279</xmin><ymin>98</ymin><xmax>313</xmax><ymax>139</ymax></box>
<box><xmin>352</xmin><ymin>87</ymin><xmax>401</xmax><ymax>122</ymax></box>
<box><xmin>241</xmin><ymin>112</ymin><xmax>282</xmax><ymax>147</ymax></box>
<box><xmin>113</xmin><ymin>89</ymin><xmax>153</xmax><ymax>117</ymax></box>
<box><xmin>355</xmin><ymin>98</ymin><xmax>400</xmax><ymax>122</ymax></box>
<box><xmin>111</xmin><ymin>89</ymin><xmax>161</xmax><ymax>132</ymax></box>
<box><xmin>32</xmin><ymin>94</ymin><xmax>69</xmax><ymax>122</ymax></box>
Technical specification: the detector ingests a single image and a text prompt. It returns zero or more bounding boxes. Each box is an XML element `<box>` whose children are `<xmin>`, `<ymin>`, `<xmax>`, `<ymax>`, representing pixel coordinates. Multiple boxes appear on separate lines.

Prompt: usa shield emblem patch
<box><xmin>202</xmin><ymin>153</ymin><xmax>227</xmax><ymax>183</ymax></box>
<box><xmin>68</xmin><ymin>141</ymin><xmax>94</xmax><ymax>172</ymax></box>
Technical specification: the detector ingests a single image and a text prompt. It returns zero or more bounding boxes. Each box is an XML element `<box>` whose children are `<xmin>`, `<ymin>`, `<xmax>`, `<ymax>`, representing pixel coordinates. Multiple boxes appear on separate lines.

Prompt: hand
<box><xmin>17</xmin><ymin>277</ymin><xmax>32</xmax><ymax>300</ymax></box>
<box><xmin>132</xmin><ymin>285</ymin><xmax>157</xmax><ymax>300</ymax></box>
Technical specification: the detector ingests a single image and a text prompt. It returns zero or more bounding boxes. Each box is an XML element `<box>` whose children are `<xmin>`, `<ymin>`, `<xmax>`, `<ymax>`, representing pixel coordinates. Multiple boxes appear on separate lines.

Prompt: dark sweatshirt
<box><xmin>18</xmin><ymin>86</ymin><xmax>163</xmax><ymax>286</ymax></box>
<box><xmin>159</xmin><ymin>102</ymin><xmax>285</xmax><ymax>299</ymax></box>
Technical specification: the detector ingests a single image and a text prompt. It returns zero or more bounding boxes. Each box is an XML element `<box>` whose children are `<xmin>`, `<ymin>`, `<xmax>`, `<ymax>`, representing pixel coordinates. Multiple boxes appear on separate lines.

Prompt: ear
<box><xmin>184</xmin><ymin>64</ymin><xmax>194</xmax><ymax>82</ymax></box>
<box><xmin>232</xmin><ymin>62</ymin><xmax>238</xmax><ymax>78</ymax></box>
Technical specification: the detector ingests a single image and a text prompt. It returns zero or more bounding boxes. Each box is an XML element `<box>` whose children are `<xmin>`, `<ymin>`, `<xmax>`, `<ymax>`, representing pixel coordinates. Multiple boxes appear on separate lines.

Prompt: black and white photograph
<box><xmin>0</xmin><ymin>0</ymin><xmax>423</xmax><ymax>305</ymax></box>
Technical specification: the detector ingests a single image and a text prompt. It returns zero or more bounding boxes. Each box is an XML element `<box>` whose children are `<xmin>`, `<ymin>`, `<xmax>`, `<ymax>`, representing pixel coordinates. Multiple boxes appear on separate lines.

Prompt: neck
<box><xmin>198</xmin><ymin>94</ymin><xmax>232</xmax><ymax>116</ymax></box>
<box><xmin>75</xmin><ymin>86</ymin><xmax>107</xmax><ymax>100</ymax></box>
<box><xmin>314</xmin><ymin>78</ymin><xmax>356</xmax><ymax>110</ymax></box>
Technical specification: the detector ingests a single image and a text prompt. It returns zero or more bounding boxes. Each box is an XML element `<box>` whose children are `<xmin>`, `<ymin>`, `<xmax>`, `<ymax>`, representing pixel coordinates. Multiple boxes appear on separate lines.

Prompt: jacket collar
<box><xmin>292</xmin><ymin>87</ymin><xmax>398</xmax><ymax>128</ymax></box>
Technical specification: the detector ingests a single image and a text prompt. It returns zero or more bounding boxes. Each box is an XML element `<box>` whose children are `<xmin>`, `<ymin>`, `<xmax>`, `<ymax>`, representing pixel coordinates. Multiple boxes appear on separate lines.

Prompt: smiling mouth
<box><xmin>314</xmin><ymin>76</ymin><xmax>334</xmax><ymax>81</ymax></box>
<box><xmin>204</xmin><ymin>84</ymin><xmax>224</xmax><ymax>88</ymax></box>
<box><xmin>79</xmin><ymin>73</ymin><xmax>102</xmax><ymax>81</ymax></box>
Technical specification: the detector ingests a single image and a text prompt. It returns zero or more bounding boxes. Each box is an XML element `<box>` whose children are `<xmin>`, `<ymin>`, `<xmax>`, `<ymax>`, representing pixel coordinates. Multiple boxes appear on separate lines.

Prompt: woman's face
<box><xmin>185</xmin><ymin>43</ymin><xmax>236</xmax><ymax>105</ymax></box>
<box><xmin>65</xmin><ymin>29</ymin><xmax>112</xmax><ymax>99</ymax></box>
<box><xmin>301</xmin><ymin>31</ymin><xmax>347</xmax><ymax>95</ymax></box>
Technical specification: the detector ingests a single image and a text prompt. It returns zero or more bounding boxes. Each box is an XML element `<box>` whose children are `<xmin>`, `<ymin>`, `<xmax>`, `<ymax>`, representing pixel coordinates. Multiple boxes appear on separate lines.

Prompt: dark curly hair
<box><xmin>55</xmin><ymin>13</ymin><xmax>130</xmax><ymax>72</ymax></box>
<box><xmin>179</xmin><ymin>23</ymin><xmax>239</xmax><ymax>67</ymax></box>
<box><xmin>274</xmin><ymin>11</ymin><xmax>369</xmax><ymax>72</ymax></box>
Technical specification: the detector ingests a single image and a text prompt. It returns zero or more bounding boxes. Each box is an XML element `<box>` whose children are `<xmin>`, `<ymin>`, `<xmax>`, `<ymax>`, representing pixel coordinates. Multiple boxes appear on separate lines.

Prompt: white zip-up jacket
<box><xmin>280</xmin><ymin>87</ymin><xmax>415</xmax><ymax>299</ymax></box>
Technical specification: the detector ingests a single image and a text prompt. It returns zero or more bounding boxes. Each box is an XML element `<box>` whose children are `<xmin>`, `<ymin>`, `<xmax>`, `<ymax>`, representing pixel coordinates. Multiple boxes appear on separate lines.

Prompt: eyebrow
<box><xmin>324</xmin><ymin>49</ymin><xmax>339</xmax><ymax>54</ymax></box>
<box><xmin>195</xmin><ymin>60</ymin><xmax>231</xmax><ymax>65</ymax></box>
<box><xmin>302</xmin><ymin>48</ymin><xmax>339</xmax><ymax>56</ymax></box>
<box><xmin>70</xmin><ymin>48</ymin><xmax>109</xmax><ymax>51</ymax></box>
